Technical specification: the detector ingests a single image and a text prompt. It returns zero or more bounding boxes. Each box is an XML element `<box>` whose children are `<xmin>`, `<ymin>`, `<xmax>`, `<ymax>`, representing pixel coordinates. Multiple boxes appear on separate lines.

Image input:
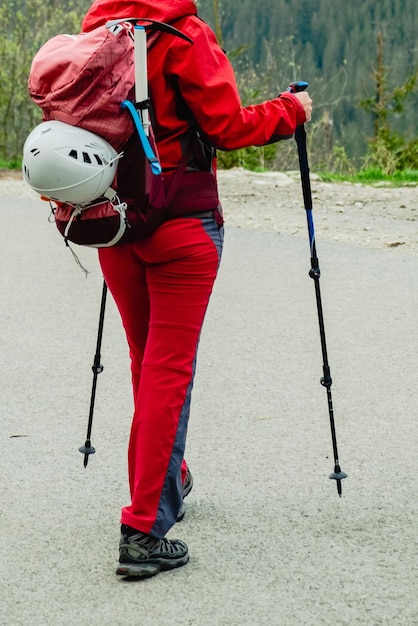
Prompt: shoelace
<box><xmin>124</xmin><ymin>531</ymin><xmax>182</xmax><ymax>555</ymax></box>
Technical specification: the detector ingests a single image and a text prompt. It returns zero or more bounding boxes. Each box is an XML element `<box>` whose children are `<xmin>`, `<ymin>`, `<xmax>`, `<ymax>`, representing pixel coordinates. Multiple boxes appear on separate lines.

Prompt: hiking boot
<box><xmin>182</xmin><ymin>467</ymin><xmax>193</xmax><ymax>499</ymax></box>
<box><xmin>176</xmin><ymin>467</ymin><xmax>194</xmax><ymax>522</ymax></box>
<box><xmin>116</xmin><ymin>525</ymin><xmax>189</xmax><ymax>578</ymax></box>
<box><xmin>176</xmin><ymin>503</ymin><xmax>186</xmax><ymax>522</ymax></box>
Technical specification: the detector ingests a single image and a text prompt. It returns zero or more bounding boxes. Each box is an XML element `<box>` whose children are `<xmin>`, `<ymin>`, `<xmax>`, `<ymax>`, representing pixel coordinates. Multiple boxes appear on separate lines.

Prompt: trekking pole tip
<box><xmin>329</xmin><ymin>467</ymin><xmax>348</xmax><ymax>496</ymax></box>
<box><xmin>79</xmin><ymin>443</ymin><xmax>96</xmax><ymax>468</ymax></box>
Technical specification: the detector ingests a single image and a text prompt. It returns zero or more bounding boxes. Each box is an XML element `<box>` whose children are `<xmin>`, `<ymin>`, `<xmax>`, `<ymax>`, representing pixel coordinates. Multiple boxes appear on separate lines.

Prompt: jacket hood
<box><xmin>82</xmin><ymin>0</ymin><xmax>197</xmax><ymax>32</ymax></box>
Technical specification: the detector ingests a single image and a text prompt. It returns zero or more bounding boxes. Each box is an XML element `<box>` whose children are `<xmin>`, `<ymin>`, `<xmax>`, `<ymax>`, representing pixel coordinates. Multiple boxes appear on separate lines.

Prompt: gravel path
<box><xmin>1</xmin><ymin>170</ymin><xmax>418</xmax><ymax>625</ymax></box>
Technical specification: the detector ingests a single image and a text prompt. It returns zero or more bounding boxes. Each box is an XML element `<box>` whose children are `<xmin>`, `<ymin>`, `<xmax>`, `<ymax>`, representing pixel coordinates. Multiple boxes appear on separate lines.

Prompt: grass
<box><xmin>317</xmin><ymin>167</ymin><xmax>418</xmax><ymax>186</ymax></box>
<box><xmin>2</xmin><ymin>157</ymin><xmax>418</xmax><ymax>187</ymax></box>
<box><xmin>0</xmin><ymin>158</ymin><xmax>21</xmax><ymax>169</ymax></box>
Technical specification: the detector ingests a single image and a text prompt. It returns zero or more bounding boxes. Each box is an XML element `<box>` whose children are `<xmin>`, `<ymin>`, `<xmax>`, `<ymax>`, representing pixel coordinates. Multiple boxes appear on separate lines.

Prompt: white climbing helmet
<box><xmin>22</xmin><ymin>120</ymin><xmax>120</xmax><ymax>204</ymax></box>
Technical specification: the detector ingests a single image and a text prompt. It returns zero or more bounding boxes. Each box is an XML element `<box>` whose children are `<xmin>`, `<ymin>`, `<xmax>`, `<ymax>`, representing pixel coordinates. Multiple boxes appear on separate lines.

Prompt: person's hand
<box><xmin>294</xmin><ymin>91</ymin><xmax>312</xmax><ymax>122</ymax></box>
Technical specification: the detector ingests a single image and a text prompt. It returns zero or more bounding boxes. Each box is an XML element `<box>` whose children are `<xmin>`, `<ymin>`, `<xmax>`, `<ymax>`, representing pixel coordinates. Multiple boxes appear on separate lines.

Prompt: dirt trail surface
<box><xmin>3</xmin><ymin>167</ymin><xmax>417</xmax><ymax>253</ymax></box>
<box><xmin>1</xmin><ymin>169</ymin><xmax>418</xmax><ymax>626</ymax></box>
<box><xmin>218</xmin><ymin>169</ymin><xmax>418</xmax><ymax>254</ymax></box>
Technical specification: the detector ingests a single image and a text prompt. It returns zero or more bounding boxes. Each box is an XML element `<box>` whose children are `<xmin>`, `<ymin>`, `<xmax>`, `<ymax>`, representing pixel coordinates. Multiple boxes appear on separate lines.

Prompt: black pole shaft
<box><xmin>294</xmin><ymin>124</ymin><xmax>347</xmax><ymax>495</ymax></box>
<box><xmin>79</xmin><ymin>279</ymin><xmax>107</xmax><ymax>467</ymax></box>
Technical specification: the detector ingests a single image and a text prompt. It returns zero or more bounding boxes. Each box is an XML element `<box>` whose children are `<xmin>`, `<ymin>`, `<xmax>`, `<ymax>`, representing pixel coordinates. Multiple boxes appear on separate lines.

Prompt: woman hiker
<box><xmin>81</xmin><ymin>0</ymin><xmax>312</xmax><ymax>578</ymax></box>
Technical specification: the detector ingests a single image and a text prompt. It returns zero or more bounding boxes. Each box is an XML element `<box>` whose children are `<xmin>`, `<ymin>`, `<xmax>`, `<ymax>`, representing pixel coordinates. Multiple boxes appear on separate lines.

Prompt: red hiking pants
<box><xmin>98</xmin><ymin>216</ymin><xmax>223</xmax><ymax>537</ymax></box>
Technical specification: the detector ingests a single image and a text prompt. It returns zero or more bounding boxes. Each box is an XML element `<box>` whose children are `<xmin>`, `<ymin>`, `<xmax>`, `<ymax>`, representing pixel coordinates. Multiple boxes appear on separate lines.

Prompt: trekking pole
<box><xmin>79</xmin><ymin>279</ymin><xmax>107</xmax><ymax>468</ymax></box>
<box><xmin>287</xmin><ymin>81</ymin><xmax>347</xmax><ymax>496</ymax></box>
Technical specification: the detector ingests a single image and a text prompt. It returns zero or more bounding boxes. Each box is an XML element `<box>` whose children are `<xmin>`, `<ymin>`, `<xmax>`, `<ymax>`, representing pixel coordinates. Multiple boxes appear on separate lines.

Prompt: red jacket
<box><xmin>82</xmin><ymin>0</ymin><xmax>306</xmax><ymax>171</ymax></box>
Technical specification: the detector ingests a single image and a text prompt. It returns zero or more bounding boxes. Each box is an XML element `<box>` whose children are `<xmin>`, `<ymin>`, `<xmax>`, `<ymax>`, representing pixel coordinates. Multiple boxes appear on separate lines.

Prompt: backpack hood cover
<box><xmin>82</xmin><ymin>0</ymin><xmax>197</xmax><ymax>32</ymax></box>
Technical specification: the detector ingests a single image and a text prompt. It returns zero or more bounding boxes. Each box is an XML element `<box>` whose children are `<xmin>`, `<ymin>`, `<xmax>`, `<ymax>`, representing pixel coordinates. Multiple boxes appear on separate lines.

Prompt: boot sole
<box><xmin>116</xmin><ymin>554</ymin><xmax>189</xmax><ymax>578</ymax></box>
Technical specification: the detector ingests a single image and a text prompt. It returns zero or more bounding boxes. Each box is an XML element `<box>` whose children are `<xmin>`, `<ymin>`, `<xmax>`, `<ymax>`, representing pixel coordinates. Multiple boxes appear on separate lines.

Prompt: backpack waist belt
<box><xmin>164</xmin><ymin>170</ymin><xmax>219</xmax><ymax>218</ymax></box>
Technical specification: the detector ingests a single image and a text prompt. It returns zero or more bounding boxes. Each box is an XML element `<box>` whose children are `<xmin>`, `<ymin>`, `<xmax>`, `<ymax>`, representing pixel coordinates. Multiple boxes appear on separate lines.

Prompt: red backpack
<box><xmin>26</xmin><ymin>20</ymin><xmax>192</xmax><ymax>247</ymax></box>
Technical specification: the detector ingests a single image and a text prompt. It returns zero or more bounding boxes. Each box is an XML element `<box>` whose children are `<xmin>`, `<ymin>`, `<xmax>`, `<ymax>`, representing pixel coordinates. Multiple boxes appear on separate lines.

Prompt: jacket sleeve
<box><xmin>167</xmin><ymin>19</ymin><xmax>306</xmax><ymax>150</ymax></box>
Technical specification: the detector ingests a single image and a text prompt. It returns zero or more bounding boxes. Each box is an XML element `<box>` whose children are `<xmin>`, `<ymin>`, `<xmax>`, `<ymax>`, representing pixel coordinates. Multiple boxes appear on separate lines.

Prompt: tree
<box><xmin>360</xmin><ymin>31</ymin><xmax>418</xmax><ymax>172</ymax></box>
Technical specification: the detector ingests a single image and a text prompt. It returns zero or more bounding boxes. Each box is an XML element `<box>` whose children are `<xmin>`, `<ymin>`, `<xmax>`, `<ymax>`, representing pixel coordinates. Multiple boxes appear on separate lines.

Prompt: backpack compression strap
<box><xmin>121</xmin><ymin>99</ymin><xmax>161</xmax><ymax>175</ymax></box>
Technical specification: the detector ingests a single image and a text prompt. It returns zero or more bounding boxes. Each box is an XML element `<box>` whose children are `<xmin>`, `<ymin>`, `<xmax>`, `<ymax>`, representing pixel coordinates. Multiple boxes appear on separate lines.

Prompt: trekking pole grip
<box><xmin>286</xmin><ymin>81</ymin><xmax>309</xmax><ymax>94</ymax></box>
<box><xmin>286</xmin><ymin>81</ymin><xmax>310</xmax><ymax>162</ymax></box>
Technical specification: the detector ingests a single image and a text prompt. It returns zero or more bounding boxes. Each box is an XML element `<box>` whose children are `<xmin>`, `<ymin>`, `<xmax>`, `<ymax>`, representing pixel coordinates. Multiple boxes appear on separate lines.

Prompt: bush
<box><xmin>217</xmin><ymin>143</ymin><xmax>277</xmax><ymax>171</ymax></box>
<box><xmin>0</xmin><ymin>0</ymin><xmax>89</xmax><ymax>162</ymax></box>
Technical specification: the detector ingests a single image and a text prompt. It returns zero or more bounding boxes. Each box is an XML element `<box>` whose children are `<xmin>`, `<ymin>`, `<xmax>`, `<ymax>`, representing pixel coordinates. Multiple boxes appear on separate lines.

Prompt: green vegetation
<box><xmin>0</xmin><ymin>0</ymin><xmax>90</xmax><ymax>162</ymax></box>
<box><xmin>199</xmin><ymin>0</ymin><xmax>418</xmax><ymax>175</ymax></box>
<box><xmin>318</xmin><ymin>168</ymin><xmax>418</xmax><ymax>186</ymax></box>
<box><xmin>0</xmin><ymin>0</ymin><xmax>417</xmax><ymax>182</ymax></box>
<box><xmin>198</xmin><ymin>0</ymin><xmax>418</xmax><ymax>164</ymax></box>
